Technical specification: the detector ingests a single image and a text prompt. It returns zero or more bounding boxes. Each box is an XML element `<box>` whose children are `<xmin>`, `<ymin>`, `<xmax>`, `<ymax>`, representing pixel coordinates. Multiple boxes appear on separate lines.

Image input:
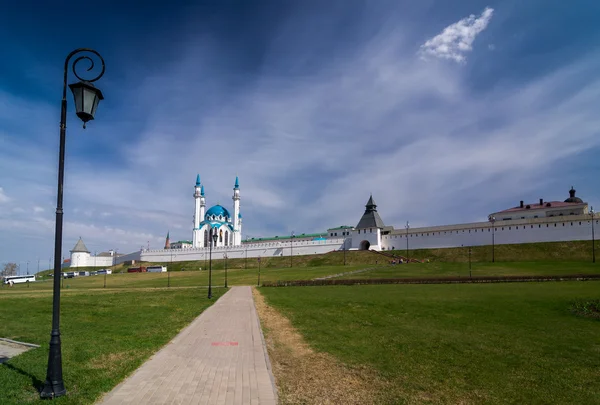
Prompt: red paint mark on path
<box><xmin>211</xmin><ymin>341</ymin><xmax>239</xmax><ymax>346</ymax></box>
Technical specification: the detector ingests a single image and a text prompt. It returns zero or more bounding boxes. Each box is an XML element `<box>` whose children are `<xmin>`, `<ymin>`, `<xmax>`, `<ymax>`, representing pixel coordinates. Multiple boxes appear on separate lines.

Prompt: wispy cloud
<box><xmin>0</xmin><ymin>187</ymin><xmax>8</xmax><ymax>203</ymax></box>
<box><xmin>419</xmin><ymin>7</ymin><xmax>494</xmax><ymax>63</ymax></box>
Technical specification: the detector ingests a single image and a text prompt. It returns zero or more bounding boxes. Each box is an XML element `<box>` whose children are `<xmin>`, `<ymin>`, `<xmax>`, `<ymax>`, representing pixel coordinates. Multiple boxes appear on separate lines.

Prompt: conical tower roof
<box><xmin>71</xmin><ymin>237</ymin><xmax>90</xmax><ymax>253</ymax></box>
<box><xmin>356</xmin><ymin>195</ymin><xmax>385</xmax><ymax>229</ymax></box>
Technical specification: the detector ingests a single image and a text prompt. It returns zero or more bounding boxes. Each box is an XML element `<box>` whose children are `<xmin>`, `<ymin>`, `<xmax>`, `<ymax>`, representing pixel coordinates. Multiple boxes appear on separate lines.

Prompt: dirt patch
<box><xmin>88</xmin><ymin>351</ymin><xmax>137</xmax><ymax>371</ymax></box>
<box><xmin>253</xmin><ymin>288</ymin><xmax>389</xmax><ymax>405</ymax></box>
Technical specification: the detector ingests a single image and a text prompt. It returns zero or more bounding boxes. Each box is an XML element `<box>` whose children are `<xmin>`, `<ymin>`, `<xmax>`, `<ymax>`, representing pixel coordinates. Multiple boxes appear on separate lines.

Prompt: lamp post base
<box><xmin>40</xmin><ymin>381</ymin><xmax>66</xmax><ymax>399</ymax></box>
<box><xmin>40</xmin><ymin>331</ymin><xmax>66</xmax><ymax>399</ymax></box>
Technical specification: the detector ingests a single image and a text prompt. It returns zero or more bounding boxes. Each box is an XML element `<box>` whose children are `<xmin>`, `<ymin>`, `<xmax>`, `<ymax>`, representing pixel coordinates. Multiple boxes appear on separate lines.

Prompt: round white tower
<box><xmin>70</xmin><ymin>237</ymin><xmax>90</xmax><ymax>268</ymax></box>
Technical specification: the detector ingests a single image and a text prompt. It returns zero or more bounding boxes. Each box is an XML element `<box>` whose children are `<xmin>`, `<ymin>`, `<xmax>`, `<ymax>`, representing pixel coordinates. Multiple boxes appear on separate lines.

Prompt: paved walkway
<box><xmin>97</xmin><ymin>286</ymin><xmax>277</xmax><ymax>405</ymax></box>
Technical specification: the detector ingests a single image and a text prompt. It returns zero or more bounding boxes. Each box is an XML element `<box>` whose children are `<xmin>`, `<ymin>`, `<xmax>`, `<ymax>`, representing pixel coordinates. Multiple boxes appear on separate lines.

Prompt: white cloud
<box><xmin>33</xmin><ymin>206</ymin><xmax>44</xmax><ymax>213</ymax></box>
<box><xmin>419</xmin><ymin>7</ymin><xmax>494</xmax><ymax>63</ymax></box>
<box><xmin>0</xmin><ymin>187</ymin><xmax>8</xmax><ymax>203</ymax></box>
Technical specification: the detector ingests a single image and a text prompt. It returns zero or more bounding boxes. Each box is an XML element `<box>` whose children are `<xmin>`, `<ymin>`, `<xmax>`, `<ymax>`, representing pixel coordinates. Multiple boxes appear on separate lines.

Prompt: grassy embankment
<box><xmin>35</xmin><ymin>240</ymin><xmax>598</xmax><ymax>279</ymax></box>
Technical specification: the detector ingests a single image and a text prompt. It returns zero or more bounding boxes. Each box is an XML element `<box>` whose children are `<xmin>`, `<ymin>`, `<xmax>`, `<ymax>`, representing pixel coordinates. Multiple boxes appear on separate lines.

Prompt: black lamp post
<box><xmin>257</xmin><ymin>257</ymin><xmax>261</xmax><ymax>286</ymax></box>
<box><xmin>209</xmin><ymin>231</ymin><xmax>217</xmax><ymax>299</ymax></box>
<box><xmin>468</xmin><ymin>247</ymin><xmax>472</xmax><ymax>278</ymax></box>
<box><xmin>488</xmin><ymin>215</ymin><xmax>496</xmax><ymax>263</ymax></box>
<box><xmin>591</xmin><ymin>206</ymin><xmax>596</xmax><ymax>264</ymax></box>
<box><xmin>290</xmin><ymin>231</ymin><xmax>295</xmax><ymax>268</ymax></box>
<box><xmin>405</xmin><ymin>221</ymin><xmax>410</xmax><ymax>263</ymax></box>
<box><xmin>224</xmin><ymin>253</ymin><xmax>228</xmax><ymax>288</ymax></box>
<box><xmin>343</xmin><ymin>237</ymin><xmax>347</xmax><ymax>266</ymax></box>
<box><xmin>41</xmin><ymin>49</ymin><xmax>105</xmax><ymax>400</ymax></box>
<box><xmin>169</xmin><ymin>250</ymin><xmax>173</xmax><ymax>288</ymax></box>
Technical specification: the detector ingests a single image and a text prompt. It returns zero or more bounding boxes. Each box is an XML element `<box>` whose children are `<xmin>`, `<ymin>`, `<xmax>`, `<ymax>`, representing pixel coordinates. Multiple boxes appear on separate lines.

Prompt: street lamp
<box><xmin>41</xmin><ymin>49</ymin><xmax>105</xmax><ymax>400</ymax></box>
<box><xmin>405</xmin><ymin>221</ymin><xmax>410</xmax><ymax>263</ymax></box>
<box><xmin>488</xmin><ymin>215</ymin><xmax>496</xmax><ymax>263</ymax></box>
<box><xmin>343</xmin><ymin>236</ymin><xmax>347</xmax><ymax>266</ymax></box>
<box><xmin>468</xmin><ymin>247</ymin><xmax>472</xmax><ymax>278</ymax></box>
<box><xmin>591</xmin><ymin>206</ymin><xmax>596</xmax><ymax>264</ymax></box>
<box><xmin>290</xmin><ymin>231</ymin><xmax>295</xmax><ymax>268</ymax></box>
<box><xmin>224</xmin><ymin>253</ymin><xmax>228</xmax><ymax>288</ymax></box>
<box><xmin>209</xmin><ymin>231</ymin><xmax>217</xmax><ymax>299</ymax></box>
<box><xmin>257</xmin><ymin>256</ymin><xmax>261</xmax><ymax>286</ymax></box>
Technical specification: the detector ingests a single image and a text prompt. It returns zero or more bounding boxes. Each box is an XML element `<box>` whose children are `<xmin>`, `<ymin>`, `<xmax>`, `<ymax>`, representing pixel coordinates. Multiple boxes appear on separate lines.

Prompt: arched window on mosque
<box><xmin>204</xmin><ymin>229</ymin><xmax>208</xmax><ymax>247</ymax></box>
<box><xmin>225</xmin><ymin>230</ymin><xmax>229</xmax><ymax>246</ymax></box>
<box><xmin>219</xmin><ymin>229</ymin><xmax>223</xmax><ymax>243</ymax></box>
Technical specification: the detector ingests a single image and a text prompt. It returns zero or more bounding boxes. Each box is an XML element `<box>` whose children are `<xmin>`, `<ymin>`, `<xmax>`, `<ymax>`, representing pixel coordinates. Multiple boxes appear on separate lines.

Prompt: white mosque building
<box><xmin>191</xmin><ymin>175</ymin><xmax>242</xmax><ymax>248</ymax></box>
<box><xmin>66</xmin><ymin>183</ymin><xmax>598</xmax><ymax>267</ymax></box>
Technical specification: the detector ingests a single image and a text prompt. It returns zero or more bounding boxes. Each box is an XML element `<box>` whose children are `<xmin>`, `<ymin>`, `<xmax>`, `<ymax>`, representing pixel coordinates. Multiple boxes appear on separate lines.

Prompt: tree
<box><xmin>1</xmin><ymin>262</ymin><xmax>17</xmax><ymax>277</ymax></box>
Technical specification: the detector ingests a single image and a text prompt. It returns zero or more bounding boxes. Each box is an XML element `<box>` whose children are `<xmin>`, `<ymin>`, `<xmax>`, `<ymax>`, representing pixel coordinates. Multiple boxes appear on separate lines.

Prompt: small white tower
<box><xmin>192</xmin><ymin>174</ymin><xmax>203</xmax><ymax>248</ymax></box>
<box><xmin>232</xmin><ymin>176</ymin><xmax>241</xmax><ymax>246</ymax></box>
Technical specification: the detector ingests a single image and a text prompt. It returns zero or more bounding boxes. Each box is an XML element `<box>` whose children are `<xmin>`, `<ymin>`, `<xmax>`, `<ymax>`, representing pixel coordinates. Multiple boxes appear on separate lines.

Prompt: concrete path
<box><xmin>97</xmin><ymin>286</ymin><xmax>277</xmax><ymax>405</ymax></box>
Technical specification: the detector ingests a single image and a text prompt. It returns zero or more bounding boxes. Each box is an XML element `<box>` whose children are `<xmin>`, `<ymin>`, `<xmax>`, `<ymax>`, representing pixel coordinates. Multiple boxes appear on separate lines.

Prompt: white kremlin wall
<box><xmin>69</xmin><ymin>253</ymin><xmax>115</xmax><ymax>268</ymax></box>
<box><xmin>108</xmin><ymin>213</ymin><xmax>598</xmax><ymax>265</ymax></box>
<box><xmin>381</xmin><ymin>214</ymin><xmax>597</xmax><ymax>250</ymax></box>
<box><xmin>120</xmin><ymin>238</ymin><xmax>346</xmax><ymax>265</ymax></box>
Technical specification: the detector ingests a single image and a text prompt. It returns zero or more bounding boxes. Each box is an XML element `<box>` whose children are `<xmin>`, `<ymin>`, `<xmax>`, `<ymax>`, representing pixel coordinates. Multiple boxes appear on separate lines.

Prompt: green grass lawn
<box><xmin>19</xmin><ymin>261</ymin><xmax>600</xmax><ymax>294</ymax></box>
<box><xmin>344</xmin><ymin>261</ymin><xmax>600</xmax><ymax>279</ymax></box>
<box><xmin>12</xmin><ymin>265</ymin><xmax>367</xmax><ymax>292</ymax></box>
<box><xmin>0</xmin><ymin>287</ymin><xmax>225</xmax><ymax>405</ymax></box>
<box><xmin>260</xmin><ymin>282</ymin><xmax>600</xmax><ymax>404</ymax></box>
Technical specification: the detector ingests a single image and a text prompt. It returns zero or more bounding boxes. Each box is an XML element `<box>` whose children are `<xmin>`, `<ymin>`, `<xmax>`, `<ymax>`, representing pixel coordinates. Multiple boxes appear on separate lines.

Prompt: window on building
<box><xmin>516</xmin><ymin>226</ymin><xmax>518</xmax><ymax>229</ymax></box>
<box><xmin>370</xmin><ymin>228</ymin><xmax>373</xmax><ymax>233</ymax></box>
<box><xmin>554</xmin><ymin>224</ymin><xmax>557</xmax><ymax>227</ymax></box>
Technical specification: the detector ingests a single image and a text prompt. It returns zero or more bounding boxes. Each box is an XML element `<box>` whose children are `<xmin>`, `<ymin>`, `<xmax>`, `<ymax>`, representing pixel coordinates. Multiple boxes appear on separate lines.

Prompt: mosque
<box><xmin>66</xmin><ymin>181</ymin><xmax>597</xmax><ymax>267</ymax></box>
<box><xmin>191</xmin><ymin>175</ymin><xmax>242</xmax><ymax>248</ymax></box>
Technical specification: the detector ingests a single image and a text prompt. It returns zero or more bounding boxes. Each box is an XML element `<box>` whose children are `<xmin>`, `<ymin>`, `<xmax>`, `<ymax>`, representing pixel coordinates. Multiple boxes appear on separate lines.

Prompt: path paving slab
<box><xmin>0</xmin><ymin>339</ymin><xmax>39</xmax><ymax>364</ymax></box>
<box><xmin>97</xmin><ymin>286</ymin><xmax>277</xmax><ymax>405</ymax></box>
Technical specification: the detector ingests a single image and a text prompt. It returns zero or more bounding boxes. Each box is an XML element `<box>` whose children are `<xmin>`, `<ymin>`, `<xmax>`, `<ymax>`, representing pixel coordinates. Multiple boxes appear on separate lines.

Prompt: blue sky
<box><xmin>1</xmin><ymin>0</ymin><xmax>600</xmax><ymax>271</ymax></box>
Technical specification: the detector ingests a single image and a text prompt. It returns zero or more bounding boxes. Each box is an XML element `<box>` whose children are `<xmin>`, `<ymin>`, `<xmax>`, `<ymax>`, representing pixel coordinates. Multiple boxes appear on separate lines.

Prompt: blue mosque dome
<box><xmin>205</xmin><ymin>205</ymin><xmax>231</xmax><ymax>221</ymax></box>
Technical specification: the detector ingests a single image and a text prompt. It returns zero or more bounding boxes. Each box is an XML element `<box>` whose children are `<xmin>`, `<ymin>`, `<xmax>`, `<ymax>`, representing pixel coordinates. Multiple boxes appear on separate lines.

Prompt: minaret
<box><xmin>200</xmin><ymin>185</ymin><xmax>206</xmax><ymax>220</ymax></box>
<box><xmin>192</xmin><ymin>174</ymin><xmax>202</xmax><ymax>248</ymax></box>
<box><xmin>232</xmin><ymin>176</ymin><xmax>241</xmax><ymax>246</ymax></box>
<box><xmin>164</xmin><ymin>231</ymin><xmax>171</xmax><ymax>250</ymax></box>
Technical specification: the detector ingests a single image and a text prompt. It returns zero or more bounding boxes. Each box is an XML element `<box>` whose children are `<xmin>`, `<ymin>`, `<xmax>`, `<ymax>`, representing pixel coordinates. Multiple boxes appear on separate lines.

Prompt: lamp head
<box><xmin>69</xmin><ymin>80</ymin><xmax>104</xmax><ymax>128</ymax></box>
